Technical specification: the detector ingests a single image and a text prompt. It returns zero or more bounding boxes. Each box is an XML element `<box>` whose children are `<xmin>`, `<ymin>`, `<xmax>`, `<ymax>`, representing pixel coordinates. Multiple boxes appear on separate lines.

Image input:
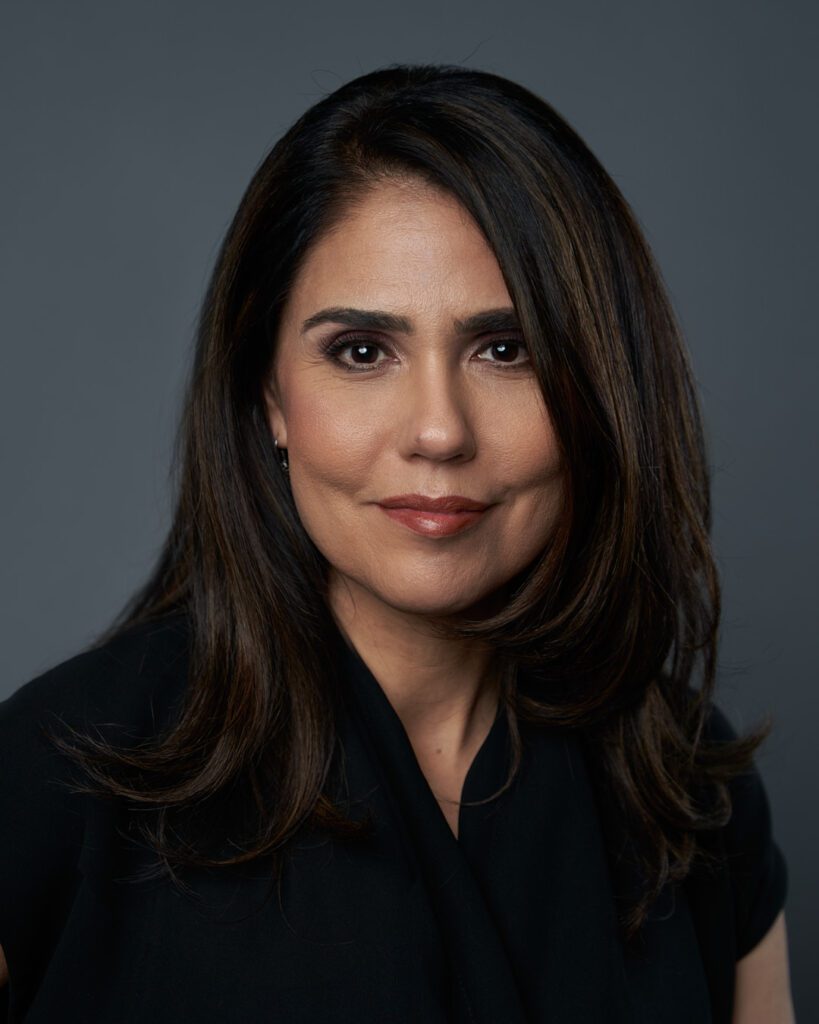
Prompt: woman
<box><xmin>0</xmin><ymin>64</ymin><xmax>793</xmax><ymax>1022</ymax></box>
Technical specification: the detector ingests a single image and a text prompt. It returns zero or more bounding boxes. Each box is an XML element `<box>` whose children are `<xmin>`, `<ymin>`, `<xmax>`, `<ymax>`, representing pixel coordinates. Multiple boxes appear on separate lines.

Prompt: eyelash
<box><xmin>320</xmin><ymin>333</ymin><xmax>531</xmax><ymax>373</ymax></box>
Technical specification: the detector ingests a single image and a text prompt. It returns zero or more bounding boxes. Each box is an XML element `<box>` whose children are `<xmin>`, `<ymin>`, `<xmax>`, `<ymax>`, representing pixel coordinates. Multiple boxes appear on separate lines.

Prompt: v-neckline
<box><xmin>424</xmin><ymin>694</ymin><xmax>505</xmax><ymax>841</ymax></box>
<box><xmin>453</xmin><ymin>696</ymin><xmax>506</xmax><ymax>841</ymax></box>
<box><xmin>334</xmin><ymin>633</ymin><xmax>508</xmax><ymax>846</ymax></box>
<box><xmin>333</xmin><ymin>630</ymin><xmax>530</xmax><ymax>1021</ymax></box>
<box><xmin>330</xmin><ymin>626</ymin><xmax>713</xmax><ymax>1023</ymax></box>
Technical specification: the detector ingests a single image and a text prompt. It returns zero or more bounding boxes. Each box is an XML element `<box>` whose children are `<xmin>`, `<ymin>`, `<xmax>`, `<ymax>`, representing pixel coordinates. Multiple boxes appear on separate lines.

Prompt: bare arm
<box><xmin>0</xmin><ymin>942</ymin><xmax>7</xmax><ymax>987</ymax></box>
<box><xmin>733</xmin><ymin>910</ymin><xmax>796</xmax><ymax>1023</ymax></box>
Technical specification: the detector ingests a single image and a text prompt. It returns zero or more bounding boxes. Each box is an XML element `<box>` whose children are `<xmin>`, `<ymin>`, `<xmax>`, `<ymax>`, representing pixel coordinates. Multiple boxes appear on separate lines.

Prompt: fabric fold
<box><xmin>334</xmin><ymin>635</ymin><xmax>528</xmax><ymax>1023</ymax></box>
<box><xmin>333</xmin><ymin>632</ymin><xmax>713</xmax><ymax>1022</ymax></box>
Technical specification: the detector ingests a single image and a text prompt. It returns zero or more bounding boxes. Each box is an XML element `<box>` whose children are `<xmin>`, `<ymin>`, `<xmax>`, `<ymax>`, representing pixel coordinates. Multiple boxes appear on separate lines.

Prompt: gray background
<box><xmin>1</xmin><ymin>0</ymin><xmax>815</xmax><ymax>1015</ymax></box>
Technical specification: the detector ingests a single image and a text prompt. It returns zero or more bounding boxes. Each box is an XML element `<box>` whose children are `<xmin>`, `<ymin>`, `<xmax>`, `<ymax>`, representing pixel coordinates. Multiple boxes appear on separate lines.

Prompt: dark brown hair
<box><xmin>48</xmin><ymin>62</ymin><xmax>772</xmax><ymax>940</ymax></box>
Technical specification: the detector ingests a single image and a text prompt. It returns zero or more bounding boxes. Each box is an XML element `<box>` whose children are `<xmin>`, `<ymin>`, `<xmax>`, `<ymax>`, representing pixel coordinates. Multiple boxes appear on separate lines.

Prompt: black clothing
<box><xmin>0</xmin><ymin>613</ymin><xmax>788</xmax><ymax>1022</ymax></box>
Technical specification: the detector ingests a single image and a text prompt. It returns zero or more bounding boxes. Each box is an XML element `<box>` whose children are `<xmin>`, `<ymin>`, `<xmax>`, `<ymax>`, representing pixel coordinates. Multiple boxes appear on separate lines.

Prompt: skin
<box><xmin>264</xmin><ymin>176</ymin><xmax>565</xmax><ymax>830</ymax></box>
<box><xmin>732</xmin><ymin>911</ymin><xmax>796</xmax><ymax>1023</ymax></box>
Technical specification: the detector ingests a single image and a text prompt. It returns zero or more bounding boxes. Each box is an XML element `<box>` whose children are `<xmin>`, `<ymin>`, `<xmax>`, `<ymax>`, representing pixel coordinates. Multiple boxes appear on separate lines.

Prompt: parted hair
<box><xmin>48</xmin><ymin>62</ymin><xmax>771</xmax><ymax>941</ymax></box>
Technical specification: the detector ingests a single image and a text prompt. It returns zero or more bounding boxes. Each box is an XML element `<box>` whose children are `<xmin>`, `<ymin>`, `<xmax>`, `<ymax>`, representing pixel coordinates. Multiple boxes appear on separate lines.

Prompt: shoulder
<box><xmin>0</xmin><ymin>610</ymin><xmax>191</xmax><ymax>753</ymax></box>
<box><xmin>0</xmin><ymin>612</ymin><xmax>191</xmax><ymax>998</ymax></box>
<box><xmin>698</xmin><ymin>697</ymin><xmax>783</xmax><ymax>867</ymax></box>
<box><xmin>696</xmin><ymin>693</ymin><xmax>789</xmax><ymax>961</ymax></box>
<box><xmin>0</xmin><ymin>610</ymin><xmax>192</xmax><ymax>870</ymax></box>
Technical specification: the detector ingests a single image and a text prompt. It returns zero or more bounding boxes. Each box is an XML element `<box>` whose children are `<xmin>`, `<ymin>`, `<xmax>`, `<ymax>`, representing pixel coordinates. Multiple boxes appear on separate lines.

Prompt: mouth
<box><xmin>378</xmin><ymin>493</ymin><xmax>490</xmax><ymax>513</ymax></box>
<box><xmin>377</xmin><ymin>498</ymin><xmax>492</xmax><ymax>538</ymax></box>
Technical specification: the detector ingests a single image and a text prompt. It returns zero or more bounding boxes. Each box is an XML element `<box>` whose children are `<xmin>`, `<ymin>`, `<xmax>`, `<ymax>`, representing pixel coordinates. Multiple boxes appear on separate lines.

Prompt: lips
<box><xmin>380</xmin><ymin>507</ymin><xmax>487</xmax><ymax>538</ymax></box>
<box><xmin>378</xmin><ymin>494</ymin><xmax>490</xmax><ymax>513</ymax></box>
<box><xmin>377</xmin><ymin>495</ymin><xmax>492</xmax><ymax>538</ymax></box>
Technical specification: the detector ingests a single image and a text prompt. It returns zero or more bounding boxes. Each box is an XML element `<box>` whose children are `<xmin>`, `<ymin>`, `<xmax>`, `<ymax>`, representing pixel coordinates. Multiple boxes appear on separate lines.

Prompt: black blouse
<box><xmin>0</xmin><ymin>612</ymin><xmax>788</xmax><ymax>1022</ymax></box>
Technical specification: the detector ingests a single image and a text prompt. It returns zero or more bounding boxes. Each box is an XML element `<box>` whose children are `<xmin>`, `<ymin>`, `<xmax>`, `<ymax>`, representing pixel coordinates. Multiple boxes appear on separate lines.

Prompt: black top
<box><xmin>0</xmin><ymin>612</ymin><xmax>788</xmax><ymax>1023</ymax></box>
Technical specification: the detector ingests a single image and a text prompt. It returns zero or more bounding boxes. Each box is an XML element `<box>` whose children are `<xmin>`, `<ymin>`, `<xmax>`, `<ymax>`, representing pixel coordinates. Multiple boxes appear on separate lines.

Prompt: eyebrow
<box><xmin>299</xmin><ymin>306</ymin><xmax>521</xmax><ymax>336</ymax></box>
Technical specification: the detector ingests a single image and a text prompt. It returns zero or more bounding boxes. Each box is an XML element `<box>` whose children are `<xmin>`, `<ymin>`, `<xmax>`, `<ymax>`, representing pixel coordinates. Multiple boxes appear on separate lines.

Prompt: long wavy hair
<box><xmin>48</xmin><ymin>62</ymin><xmax>771</xmax><ymax>941</ymax></box>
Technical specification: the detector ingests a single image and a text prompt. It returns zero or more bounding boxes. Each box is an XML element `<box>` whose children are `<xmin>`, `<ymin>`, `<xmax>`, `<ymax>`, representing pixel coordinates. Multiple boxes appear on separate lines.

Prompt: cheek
<box><xmin>281</xmin><ymin>386</ymin><xmax>388</xmax><ymax>548</ymax></box>
<box><xmin>283</xmin><ymin>385</ymin><xmax>379</xmax><ymax>477</ymax></box>
<box><xmin>494</xmin><ymin>400</ymin><xmax>565</xmax><ymax>546</ymax></box>
<box><xmin>497</xmin><ymin>395</ymin><xmax>563</xmax><ymax>487</ymax></box>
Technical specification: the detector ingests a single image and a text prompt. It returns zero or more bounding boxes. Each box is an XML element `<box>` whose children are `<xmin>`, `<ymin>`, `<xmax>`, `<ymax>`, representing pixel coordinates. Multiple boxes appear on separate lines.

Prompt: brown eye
<box><xmin>344</xmin><ymin>343</ymin><xmax>380</xmax><ymax>364</ymax></box>
<box><xmin>322</xmin><ymin>334</ymin><xmax>389</xmax><ymax>371</ymax></box>
<box><xmin>476</xmin><ymin>339</ymin><xmax>530</xmax><ymax>366</ymax></box>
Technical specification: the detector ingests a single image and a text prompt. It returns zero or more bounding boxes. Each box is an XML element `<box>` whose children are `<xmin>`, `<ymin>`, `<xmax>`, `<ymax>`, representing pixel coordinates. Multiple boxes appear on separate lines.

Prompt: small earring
<box><xmin>274</xmin><ymin>436</ymin><xmax>289</xmax><ymax>472</ymax></box>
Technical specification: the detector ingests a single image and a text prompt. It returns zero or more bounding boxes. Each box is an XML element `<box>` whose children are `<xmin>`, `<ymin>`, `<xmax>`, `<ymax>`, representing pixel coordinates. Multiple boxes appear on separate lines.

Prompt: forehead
<box><xmin>282</xmin><ymin>180</ymin><xmax>512</xmax><ymax>320</ymax></box>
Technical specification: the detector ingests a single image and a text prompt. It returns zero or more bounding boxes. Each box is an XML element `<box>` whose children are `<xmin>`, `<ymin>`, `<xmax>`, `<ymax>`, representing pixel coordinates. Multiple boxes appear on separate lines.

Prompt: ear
<box><xmin>262</xmin><ymin>375</ymin><xmax>287</xmax><ymax>447</ymax></box>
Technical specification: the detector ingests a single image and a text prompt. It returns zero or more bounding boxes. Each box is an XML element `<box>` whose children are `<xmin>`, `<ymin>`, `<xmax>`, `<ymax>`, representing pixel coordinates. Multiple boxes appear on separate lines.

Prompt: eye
<box><xmin>474</xmin><ymin>338</ymin><xmax>530</xmax><ymax>366</ymax></box>
<box><xmin>322</xmin><ymin>335</ymin><xmax>390</xmax><ymax>370</ymax></box>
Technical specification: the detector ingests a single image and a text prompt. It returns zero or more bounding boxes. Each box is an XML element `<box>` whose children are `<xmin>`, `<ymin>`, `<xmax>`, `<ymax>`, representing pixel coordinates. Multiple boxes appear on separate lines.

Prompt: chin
<box><xmin>373</xmin><ymin>581</ymin><xmax>502</xmax><ymax>619</ymax></box>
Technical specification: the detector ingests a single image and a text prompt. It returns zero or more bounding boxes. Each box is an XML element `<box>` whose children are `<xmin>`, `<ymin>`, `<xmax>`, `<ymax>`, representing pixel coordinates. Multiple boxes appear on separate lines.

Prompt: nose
<box><xmin>396</xmin><ymin>357</ymin><xmax>477</xmax><ymax>463</ymax></box>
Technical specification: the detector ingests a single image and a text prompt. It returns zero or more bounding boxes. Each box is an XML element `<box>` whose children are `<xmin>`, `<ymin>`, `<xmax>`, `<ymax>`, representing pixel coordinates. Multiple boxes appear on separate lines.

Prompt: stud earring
<box><xmin>274</xmin><ymin>436</ymin><xmax>289</xmax><ymax>472</ymax></box>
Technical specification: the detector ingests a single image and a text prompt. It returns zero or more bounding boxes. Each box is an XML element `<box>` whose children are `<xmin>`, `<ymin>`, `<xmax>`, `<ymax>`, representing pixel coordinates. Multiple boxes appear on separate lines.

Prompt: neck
<box><xmin>327</xmin><ymin>573</ymin><xmax>501</xmax><ymax>765</ymax></box>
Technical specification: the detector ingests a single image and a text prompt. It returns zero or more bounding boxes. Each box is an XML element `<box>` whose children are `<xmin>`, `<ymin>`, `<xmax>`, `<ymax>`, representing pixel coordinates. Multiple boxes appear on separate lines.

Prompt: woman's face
<box><xmin>265</xmin><ymin>178</ymin><xmax>564</xmax><ymax>618</ymax></box>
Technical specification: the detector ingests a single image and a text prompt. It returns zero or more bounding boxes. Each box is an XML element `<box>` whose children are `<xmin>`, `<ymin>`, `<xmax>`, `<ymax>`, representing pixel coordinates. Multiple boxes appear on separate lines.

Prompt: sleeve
<box><xmin>704</xmin><ymin>700</ymin><xmax>789</xmax><ymax>960</ymax></box>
